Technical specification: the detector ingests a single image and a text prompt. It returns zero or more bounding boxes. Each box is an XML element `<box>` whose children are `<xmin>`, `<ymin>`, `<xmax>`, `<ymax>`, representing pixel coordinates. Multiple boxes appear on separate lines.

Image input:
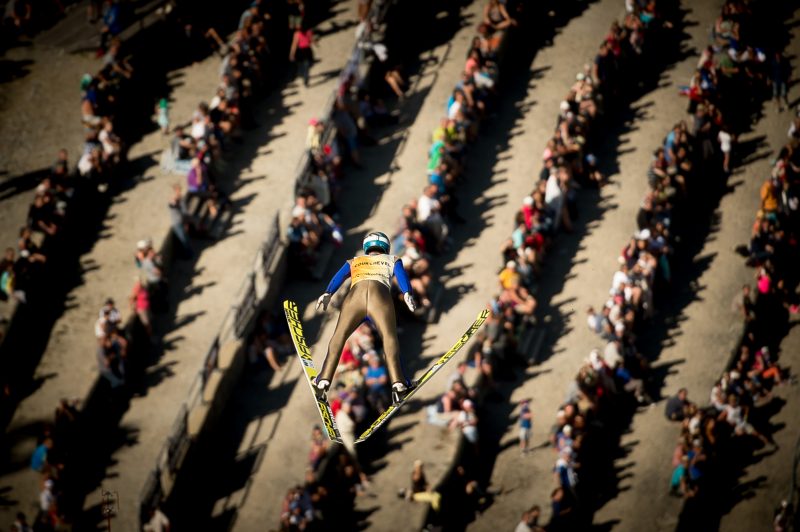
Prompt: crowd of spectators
<box><xmin>162</xmin><ymin>0</ymin><xmax>283</xmax><ymax>233</ymax></box>
<box><xmin>665</xmin><ymin>98</ymin><xmax>799</xmax><ymax>522</ymax></box>
<box><xmin>273</xmin><ymin>0</ymin><xmax>520</xmax><ymax>526</ymax></box>
<box><xmin>285</xmin><ymin>0</ymin><xmax>428</xmax><ymax>276</ymax></box>
<box><xmin>1</xmin><ymin>1</ymin><xmax>306</xmax><ymax>528</ymax></box>
<box><xmin>384</xmin><ymin>0</ymin><xmax>525</xmax><ymax>321</ymax></box>
<box><xmin>500</xmin><ymin>1</ymin><xmax>798</xmax><ymax>529</ymax></box>
<box><xmin>336</xmin><ymin>0</ymin><xmax>752</xmax><ymax>527</ymax></box>
<box><xmin>1</xmin><ymin>1</ymin><xmax>143</xmax><ymax>422</ymax></box>
<box><xmin>446</xmin><ymin>4</ymin><xmax>682</xmax><ymax>528</ymax></box>
<box><xmin>0</xmin><ymin>27</ymin><xmax>136</xmax><ymax>311</ymax></box>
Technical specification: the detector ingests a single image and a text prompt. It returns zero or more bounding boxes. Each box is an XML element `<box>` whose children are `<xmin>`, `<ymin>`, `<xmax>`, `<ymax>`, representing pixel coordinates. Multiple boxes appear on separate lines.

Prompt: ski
<box><xmin>283</xmin><ymin>299</ymin><xmax>343</xmax><ymax>444</ymax></box>
<box><xmin>356</xmin><ymin>308</ymin><xmax>490</xmax><ymax>443</ymax></box>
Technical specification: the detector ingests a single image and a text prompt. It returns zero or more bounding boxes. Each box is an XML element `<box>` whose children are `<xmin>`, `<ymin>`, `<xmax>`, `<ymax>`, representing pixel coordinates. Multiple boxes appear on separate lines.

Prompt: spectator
<box><xmin>332</xmin><ymin>98</ymin><xmax>361</xmax><ymax>166</ymax></box>
<box><xmin>515</xmin><ymin>506</ymin><xmax>545</xmax><ymax>532</ymax></box>
<box><xmin>519</xmin><ymin>399</ymin><xmax>533</xmax><ymax>454</ymax></box>
<box><xmin>11</xmin><ymin>512</ymin><xmax>32</xmax><ymax>532</ymax></box>
<box><xmin>450</xmin><ymin>398</ymin><xmax>479</xmax><ymax>445</ymax></box>
<box><xmin>30</xmin><ymin>438</ymin><xmax>53</xmax><ymax>473</ymax></box>
<box><xmin>401</xmin><ymin>460</ymin><xmax>441</xmax><ymax>512</ymax></box>
<box><xmin>39</xmin><ymin>477</ymin><xmax>56</xmax><ymax>514</ymax></box>
<box><xmin>717</xmin><ymin>393</ymin><xmax>772</xmax><ymax>446</ymax></box>
<box><xmin>335</xmin><ymin>400</ymin><xmax>358</xmax><ymax>458</ymax></box>
<box><xmin>97</xmin><ymin>330</ymin><xmax>125</xmax><ymax>388</ymax></box>
<box><xmin>289</xmin><ymin>21</ymin><xmax>314</xmax><ymax>88</ymax></box>
<box><xmin>143</xmin><ymin>505</ymin><xmax>171</xmax><ymax>532</ymax></box>
<box><xmin>155</xmin><ymin>97</ymin><xmax>170</xmax><ymax>134</ymax></box>
<box><xmin>129</xmin><ymin>277</ymin><xmax>152</xmax><ymax>338</ymax></box>
<box><xmin>168</xmin><ymin>184</ymin><xmax>193</xmax><ymax>258</ymax></box>
<box><xmin>665</xmin><ymin>388</ymin><xmax>690</xmax><ymax>421</ymax></box>
<box><xmin>308</xmin><ymin>425</ymin><xmax>328</xmax><ymax>471</ymax></box>
<box><xmin>363</xmin><ymin>353</ymin><xmax>390</xmax><ymax>412</ymax></box>
<box><xmin>770</xmin><ymin>51</ymin><xmax>791</xmax><ymax>112</ymax></box>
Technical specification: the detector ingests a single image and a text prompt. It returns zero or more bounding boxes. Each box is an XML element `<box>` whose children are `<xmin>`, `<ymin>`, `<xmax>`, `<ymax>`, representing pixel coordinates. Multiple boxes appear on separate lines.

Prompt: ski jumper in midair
<box><xmin>315</xmin><ymin>231</ymin><xmax>417</xmax><ymax>403</ymax></box>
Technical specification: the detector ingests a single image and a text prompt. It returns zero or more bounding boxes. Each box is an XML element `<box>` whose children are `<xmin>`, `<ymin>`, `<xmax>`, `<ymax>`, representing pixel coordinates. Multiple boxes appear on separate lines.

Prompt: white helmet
<box><xmin>362</xmin><ymin>231</ymin><xmax>390</xmax><ymax>254</ymax></box>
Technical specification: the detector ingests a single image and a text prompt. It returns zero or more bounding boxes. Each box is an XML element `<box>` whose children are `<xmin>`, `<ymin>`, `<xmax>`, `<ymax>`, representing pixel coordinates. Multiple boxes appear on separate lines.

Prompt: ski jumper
<box><xmin>318</xmin><ymin>253</ymin><xmax>412</xmax><ymax>385</ymax></box>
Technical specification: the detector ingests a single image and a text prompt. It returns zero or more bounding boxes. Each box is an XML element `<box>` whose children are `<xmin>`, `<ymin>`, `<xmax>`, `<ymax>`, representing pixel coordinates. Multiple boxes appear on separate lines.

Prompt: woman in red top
<box><xmin>289</xmin><ymin>22</ymin><xmax>314</xmax><ymax>87</ymax></box>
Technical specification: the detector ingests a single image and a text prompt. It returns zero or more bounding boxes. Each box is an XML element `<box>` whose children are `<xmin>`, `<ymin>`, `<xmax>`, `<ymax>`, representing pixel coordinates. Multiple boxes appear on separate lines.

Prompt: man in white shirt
<box><xmin>417</xmin><ymin>185</ymin><xmax>447</xmax><ymax>245</ymax></box>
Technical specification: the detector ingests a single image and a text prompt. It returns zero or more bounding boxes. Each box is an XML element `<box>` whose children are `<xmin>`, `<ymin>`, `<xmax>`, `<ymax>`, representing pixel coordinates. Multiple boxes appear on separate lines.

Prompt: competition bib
<box><xmin>349</xmin><ymin>254</ymin><xmax>397</xmax><ymax>289</ymax></box>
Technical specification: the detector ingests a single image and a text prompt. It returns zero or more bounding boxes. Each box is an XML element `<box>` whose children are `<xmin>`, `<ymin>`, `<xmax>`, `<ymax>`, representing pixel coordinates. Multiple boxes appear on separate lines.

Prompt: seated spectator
<box><xmin>483</xmin><ymin>0</ymin><xmax>516</xmax><ymax>46</ymax></box>
<box><xmin>27</xmin><ymin>194</ymin><xmax>59</xmax><ymax>236</ymax></box>
<box><xmin>95</xmin><ymin>297</ymin><xmax>122</xmax><ymax>343</ymax></box>
<box><xmin>99</xmin><ymin>118</ymin><xmax>123</xmax><ymax>165</ymax></box>
<box><xmin>717</xmin><ymin>393</ymin><xmax>772</xmax><ymax>446</ymax></box>
<box><xmin>497</xmin><ymin>276</ymin><xmax>537</xmax><ymax>323</ymax></box>
<box><xmin>96</xmin><ymin>331</ymin><xmax>125</xmax><ymax>388</ymax></box>
<box><xmin>363</xmin><ymin>353</ymin><xmax>390</xmax><ymax>412</ymax></box>
<box><xmin>665</xmin><ymin>388</ymin><xmax>691</xmax><ymax>421</ymax></box>
<box><xmin>102</xmin><ymin>38</ymin><xmax>133</xmax><ymax>80</ymax></box>
<box><xmin>449</xmin><ymin>398</ymin><xmax>479</xmax><ymax>445</ymax></box>
<box><xmin>30</xmin><ymin>437</ymin><xmax>53</xmax><ymax>473</ymax></box>
<box><xmin>0</xmin><ymin>248</ymin><xmax>26</xmax><ymax>303</ymax></box>
<box><xmin>515</xmin><ymin>505</ymin><xmax>545</xmax><ymax>532</ymax></box>
<box><xmin>308</xmin><ymin>425</ymin><xmax>328</xmax><ymax>471</ymax></box>
<box><xmin>400</xmin><ymin>460</ymin><xmax>441</xmax><ymax>512</ymax></box>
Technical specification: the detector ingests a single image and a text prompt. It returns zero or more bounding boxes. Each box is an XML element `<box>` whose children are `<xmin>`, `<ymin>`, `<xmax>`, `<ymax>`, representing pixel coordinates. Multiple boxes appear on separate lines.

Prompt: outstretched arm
<box><xmin>393</xmin><ymin>260</ymin><xmax>412</xmax><ymax>295</ymax></box>
<box><xmin>325</xmin><ymin>261</ymin><xmax>351</xmax><ymax>294</ymax></box>
<box><xmin>394</xmin><ymin>260</ymin><xmax>417</xmax><ymax>312</ymax></box>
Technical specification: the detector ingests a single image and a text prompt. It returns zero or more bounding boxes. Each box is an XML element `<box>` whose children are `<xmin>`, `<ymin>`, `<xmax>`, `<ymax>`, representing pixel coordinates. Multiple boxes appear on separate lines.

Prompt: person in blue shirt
<box><xmin>315</xmin><ymin>231</ymin><xmax>417</xmax><ymax>404</ymax></box>
<box><xmin>519</xmin><ymin>399</ymin><xmax>533</xmax><ymax>454</ymax></box>
<box><xmin>30</xmin><ymin>438</ymin><xmax>52</xmax><ymax>472</ymax></box>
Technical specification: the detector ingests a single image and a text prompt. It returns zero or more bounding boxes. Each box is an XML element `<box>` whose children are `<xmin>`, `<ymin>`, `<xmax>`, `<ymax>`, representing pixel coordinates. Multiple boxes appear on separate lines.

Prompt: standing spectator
<box><xmin>168</xmin><ymin>184</ymin><xmax>193</xmax><ymax>258</ymax></box>
<box><xmin>39</xmin><ymin>479</ymin><xmax>56</xmax><ymax>516</ymax></box>
<box><xmin>289</xmin><ymin>22</ymin><xmax>314</xmax><ymax>88</ymax></box>
<box><xmin>135</xmin><ymin>239</ymin><xmax>165</xmax><ymax>306</ymax></box>
<box><xmin>718</xmin><ymin>124</ymin><xmax>732</xmax><ymax>173</ymax></box>
<box><xmin>129</xmin><ymin>277</ymin><xmax>152</xmax><ymax>338</ymax></box>
<box><xmin>770</xmin><ymin>51</ymin><xmax>791</xmax><ymax>112</ymax></box>
<box><xmin>287</xmin><ymin>0</ymin><xmax>304</xmax><ymax>29</ymax></box>
<box><xmin>99</xmin><ymin>0</ymin><xmax>123</xmax><ymax>53</ymax></box>
<box><xmin>519</xmin><ymin>399</ymin><xmax>533</xmax><ymax>454</ymax></box>
<box><xmin>155</xmin><ymin>97</ymin><xmax>170</xmax><ymax>135</ymax></box>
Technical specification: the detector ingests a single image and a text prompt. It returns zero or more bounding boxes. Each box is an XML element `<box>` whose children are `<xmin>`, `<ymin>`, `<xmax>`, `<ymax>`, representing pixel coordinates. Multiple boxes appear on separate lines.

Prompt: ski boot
<box><xmin>314</xmin><ymin>377</ymin><xmax>330</xmax><ymax>401</ymax></box>
<box><xmin>391</xmin><ymin>380</ymin><xmax>417</xmax><ymax>406</ymax></box>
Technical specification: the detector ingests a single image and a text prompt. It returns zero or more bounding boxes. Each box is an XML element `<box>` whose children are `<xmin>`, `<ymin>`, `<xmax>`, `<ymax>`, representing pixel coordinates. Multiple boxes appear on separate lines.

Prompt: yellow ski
<box><xmin>283</xmin><ymin>300</ymin><xmax>342</xmax><ymax>443</ymax></box>
<box><xmin>356</xmin><ymin>309</ymin><xmax>490</xmax><ymax>443</ymax></box>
